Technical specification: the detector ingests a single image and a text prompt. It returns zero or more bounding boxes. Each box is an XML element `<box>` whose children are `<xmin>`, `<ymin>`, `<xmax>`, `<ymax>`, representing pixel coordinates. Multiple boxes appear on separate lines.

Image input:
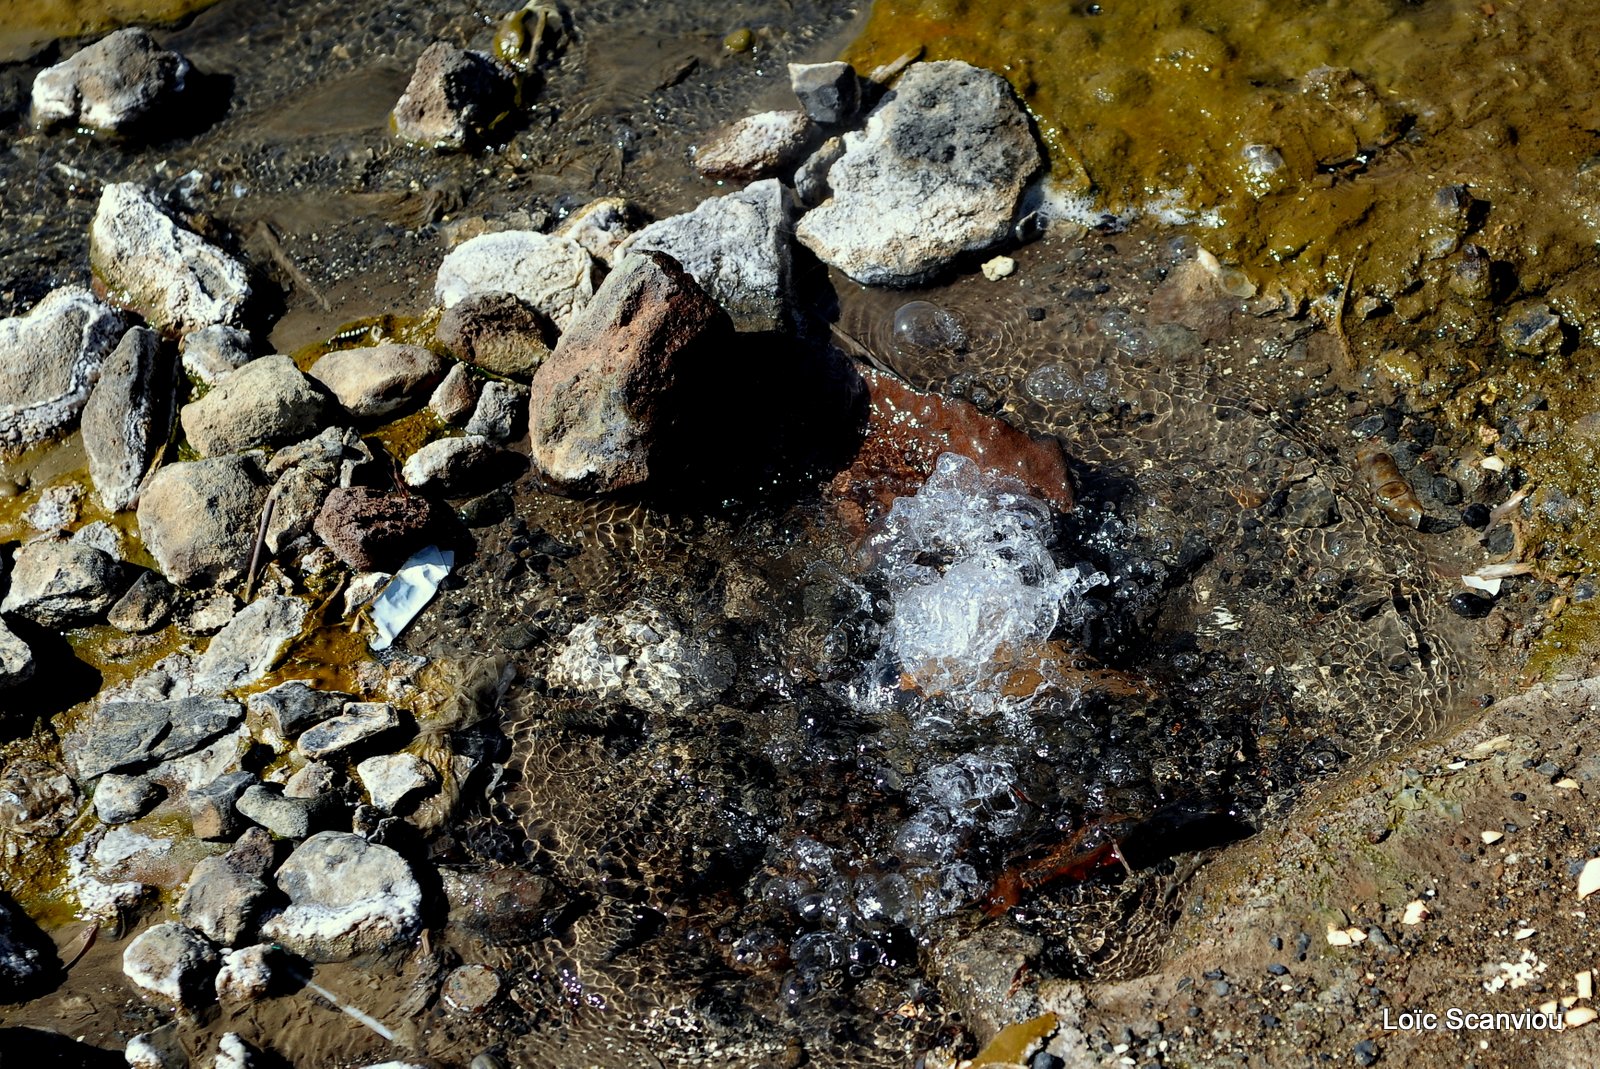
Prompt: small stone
<box><xmin>1353</xmin><ymin>1039</ymin><xmax>1379</xmax><ymax>1066</ymax></box>
<box><xmin>177</xmin><ymin>591</ymin><xmax>238</xmax><ymax>635</ymax></box>
<box><xmin>187</xmin><ymin>772</ymin><xmax>256</xmax><ymax>842</ymax></box>
<box><xmin>392</xmin><ymin>43</ymin><xmax>513</xmax><ymax>151</ymax></box>
<box><xmin>180</xmin><ymin>324</ymin><xmax>254</xmax><ymax>385</ymax></box>
<box><xmin>310</xmin><ymin>344</ymin><xmax>447</xmax><ymax>420</ymax></box>
<box><xmin>435</xmin><ymin>291</ymin><xmax>556</xmax><ymax>380</ymax></box>
<box><xmin>82</xmin><ymin>325</ymin><xmax>171</xmax><ymax>511</ymax></box>
<box><xmin>0</xmin><ymin>618</ymin><xmax>34</xmax><ymax>690</ymax></box>
<box><xmin>247</xmin><ymin>681</ymin><xmax>352</xmax><ymax>742</ymax></box>
<box><xmin>0</xmin><ymin>285</ymin><xmax>128</xmax><ymax>447</ymax></box>
<box><xmin>429</xmin><ymin>362</ymin><xmax>480</xmax><ymax>425</ymax></box>
<box><xmin>788</xmin><ymin>61</ymin><xmax>860</xmax><ymax>126</ymax></box>
<box><xmin>93</xmin><ymin>773</ymin><xmax>162</xmax><ymax>824</ymax></box>
<box><xmin>793</xmin><ymin>135</ymin><xmax>844</xmax><ymax>207</ymax></box>
<box><xmin>548</xmin><ymin>601</ymin><xmax>729</xmax><ymax>714</ymax></box>
<box><xmin>181</xmin><ymin>354</ymin><xmax>330</xmax><ymax>456</ymax></box>
<box><xmin>435</xmin><ymin>230</ymin><xmax>598</xmax><ymax>333</ymax></box>
<box><xmin>71</xmin><ymin>519</ymin><xmax>126</xmax><ymax>559</ymax></box>
<box><xmin>297</xmin><ymin>702</ymin><xmax>400</xmax><ymax>760</ymax></box>
<box><xmin>177</xmin><ymin>855</ymin><xmax>270</xmax><ymax>947</ymax></box>
<box><xmin>137</xmin><ymin>454</ymin><xmax>269</xmax><ymax>588</ymax></box>
<box><xmin>67</xmin><ymin>696</ymin><xmax>244</xmax><ymax>780</ymax></box>
<box><xmin>981</xmin><ymin>255</ymin><xmax>1017</xmax><ymax>281</ymax></box>
<box><xmin>31</xmin><ymin>28</ymin><xmax>190</xmax><ymax>134</ymax></box>
<box><xmin>313</xmin><ymin>486</ymin><xmax>448</xmax><ymax>573</ymax></box>
<box><xmin>262</xmin><ymin>832</ymin><xmax>423</xmax><ymax>962</ymax></box>
<box><xmin>554</xmin><ymin>197</ymin><xmax>641</xmax><ymax>266</ymax></box>
<box><xmin>1499</xmin><ymin>302</ymin><xmax>1563</xmax><ymax>357</ymax></box>
<box><xmin>21</xmin><ymin>484</ymin><xmax>82</xmax><ymax>533</ymax></box>
<box><xmin>215</xmin><ymin>943</ymin><xmax>277</xmax><ymax>1003</ymax></box>
<box><xmin>1577</xmin><ymin>857</ymin><xmax>1600</xmax><ymax>899</ymax></box>
<box><xmin>284</xmin><ymin>761</ymin><xmax>341</xmax><ymax>799</ymax></box>
<box><xmin>401</xmin><ymin>434</ymin><xmax>523</xmax><ymax>497</ymax></box>
<box><xmin>122</xmin><ymin>921</ymin><xmax>220</xmax><ymax>1008</ymax></box>
<box><xmin>265</xmin><ymin>466</ymin><xmax>333</xmax><ymax>555</ymax></box>
<box><xmin>90</xmin><ymin>183</ymin><xmax>253</xmax><ymax>335</ymax></box>
<box><xmin>465</xmin><ymin>380</ymin><xmax>527</xmax><ymax>441</ymax></box>
<box><xmin>236</xmin><ymin>784</ymin><xmax>330</xmax><ymax>840</ymax></box>
<box><xmin>441</xmin><ymin>963</ymin><xmax>501</xmax><ymax>1014</ymax></box>
<box><xmin>2</xmin><ymin>539</ymin><xmax>124</xmax><ymax>628</ymax></box>
<box><xmin>223</xmin><ymin>827</ymin><xmax>278</xmax><ymax>880</ymax></box>
<box><xmin>124</xmin><ymin>1023</ymin><xmax>187</xmax><ymax>1069</ymax></box>
<box><xmin>693</xmin><ymin>109</ymin><xmax>815</xmax><ymax>182</ymax></box>
<box><xmin>107</xmin><ymin>570</ymin><xmax>175</xmax><ymax>633</ymax></box>
<box><xmin>356</xmin><ymin>753</ymin><xmax>437</xmax><ymax>813</ymax></box>
<box><xmin>192</xmin><ymin>595</ymin><xmax>311</xmax><ymax>695</ymax></box>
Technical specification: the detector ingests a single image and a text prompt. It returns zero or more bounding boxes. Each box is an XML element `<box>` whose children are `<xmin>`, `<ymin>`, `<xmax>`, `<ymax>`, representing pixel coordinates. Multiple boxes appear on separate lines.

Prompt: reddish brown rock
<box><xmin>435</xmin><ymin>291</ymin><xmax>555</xmax><ymax>380</ymax></box>
<box><xmin>312</xmin><ymin>486</ymin><xmax>449</xmax><ymax>572</ymax></box>
<box><xmin>829</xmin><ymin>367</ymin><xmax>1073</xmax><ymax>532</ymax></box>
<box><xmin>527</xmin><ymin>251</ymin><xmax>732</xmax><ymax>495</ymax></box>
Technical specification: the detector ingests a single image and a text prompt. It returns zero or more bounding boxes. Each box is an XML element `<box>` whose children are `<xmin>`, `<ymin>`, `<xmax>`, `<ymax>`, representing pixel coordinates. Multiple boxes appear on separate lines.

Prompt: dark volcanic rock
<box><xmin>0</xmin><ymin>892</ymin><xmax>52</xmax><ymax>1000</ymax></box>
<box><xmin>313</xmin><ymin>486</ymin><xmax>449</xmax><ymax>572</ymax></box>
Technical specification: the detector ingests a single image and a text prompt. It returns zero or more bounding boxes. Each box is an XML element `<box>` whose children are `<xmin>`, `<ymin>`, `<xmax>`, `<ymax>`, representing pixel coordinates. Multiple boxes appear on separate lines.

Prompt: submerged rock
<box><xmin>392</xmin><ymin>43</ymin><xmax>513</xmax><ymax>151</ymax></box>
<box><xmin>313</xmin><ymin>486</ymin><xmax>447</xmax><ymax>572</ymax></box>
<box><xmin>136</xmin><ymin>454</ymin><xmax>268</xmax><ymax>588</ymax></box>
<box><xmin>0</xmin><ymin>539</ymin><xmax>124</xmax><ymax>628</ymax></box>
<box><xmin>621</xmin><ymin>179</ymin><xmax>798</xmax><ymax>333</ymax></box>
<box><xmin>548</xmin><ymin>601</ymin><xmax>731</xmax><ymax>714</ymax></box>
<box><xmin>527</xmin><ymin>251</ymin><xmax>732</xmax><ymax>494</ymax></box>
<box><xmin>796</xmin><ymin>61</ymin><xmax>1041</xmax><ymax>286</ymax></box>
<box><xmin>693</xmin><ymin>109</ymin><xmax>815</xmax><ymax>182</ymax></box>
<box><xmin>435</xmin><ymin>292</ymin><xmax>555</xmax><ymax>380</ymax></box>
<box><xmin>435</xmin><ymin>231</ymin><xmax>597</xmax><ymax>333</ymax></box>
<box><xmin>82</xmin><ymin>325</ymin><xmax>170</xmax><ymax>511</ymax></box>
<box><xmin>262</xmin><ymin>832</ymin><xmax>423</xmax><ymax>962</ymax></box>
<box><xmin>122</xmin><ymin>922</ymin><xmax>219</xmax><ymax>1008</ymax></box>
<box><xmin>310</xmin><ymin>343</ymin><xmax>446</xmax><ymax>420</ymax></box>
<box><xmin>789</xmin><ymin>61</ymin><xmax>860</xmax><ymax>126</ymax></box>
<box><xmin>181</xmin><ymin>354</ymin><xmax>330</xmax><ymax>455</ymax></box>
<box><xmin>90</xmin><ymin>183</ymin><xmax>253</xmax><ymax>335</ymax></box>
<box><xmin>0</xmin><ymin>285</ymin><xmax>128</xmax><ymax>447</ymax></box>
<box><xmin>193</xmin><ymin>595</ymin><xmax>311</xmax><ymax>695</ymax></box>
<box><xmin>401</xmin><ymin>434</ymin><xmax>524</xmax><ymax>496</ymax></box>
<box><xmin>31</xmin><ymin>28</ymin><xmax>191</xmax><ymax>134</ymax></box>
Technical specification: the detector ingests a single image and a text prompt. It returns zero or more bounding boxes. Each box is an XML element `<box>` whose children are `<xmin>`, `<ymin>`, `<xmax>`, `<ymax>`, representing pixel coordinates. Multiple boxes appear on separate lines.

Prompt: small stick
<box><xmin>241</xmin><ymin>493</ymin><xmax>277</xmax><ymax>601</ymax></box>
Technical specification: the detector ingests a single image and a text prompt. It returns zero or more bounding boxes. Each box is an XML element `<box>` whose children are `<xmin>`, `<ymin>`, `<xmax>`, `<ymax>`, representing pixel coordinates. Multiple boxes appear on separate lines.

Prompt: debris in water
<box><xmin>369</xmin><ymin>545</ymin><xmax>455</xmax><ymax>651</ymax></box>
<box><xmin>1577</xmin><ymin>858</ymin><xmax>1600</xmax><ymax>900</ymax></box>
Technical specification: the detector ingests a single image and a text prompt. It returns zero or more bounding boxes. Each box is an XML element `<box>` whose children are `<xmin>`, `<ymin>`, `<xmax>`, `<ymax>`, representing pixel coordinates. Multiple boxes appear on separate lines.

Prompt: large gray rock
<box><xmin>247</xmin><ymin>681</ymin><xmax>353</xmax><ymax>742</ymax></box>
<box><xmin>31</xmin><ymin>28</ymin><xmax>191</xmax><ymax>134</ymax></box>
<box><xmin>527</xmin><ymin>251</ymin><xmax>732</xmax><ymax>494</ymax></box>
<box><xmin>297</xmin><ymin>702</ymin><xmax>400</xmax><ymax>760</ymax></box>
<box><xmin>692</xmin><ymin>109</ymin><xmax>815</xmax><ymax>182</ymax></box>
<box><xmin>392</xmin><ymin>42</ymin><xmax>513</xmax><ymax>151</ymax></box>
<box><xmin>0</xmin><ymin>618</ymin><xmax>35</xmax><ymax>691</ymax></box>
<box><xmin>435</xmin><ymin>231</ymin><xmax>597</xmax><ymax>333</ymax></box>
<box><xmin>82</xmin><ymin>325</ymin><xmax>170</xmax><ymax>511</ymax></box>
<box><xmin>261</xmin><ymin>832</ymin><xmax>423</xmax><ymax>962</ymax></box>
<box><xmin>795</xmin><ymin>61</ymin><xmax>1042</xmax><ymax>286</ymax></box>
<box><xmin>181</xmin><ymin>355</ymin><xmax>329</xmax><ymax>456</ymax></box>
<box><xmin>0</xmin><ymin>539</ymin><xmax>124</xmax><ymax>628</ymax></box>
<box><xmin>66</xmin><ymin>696</ymin><xmax>243</xmax><ymax>780</ymax></box>
<box><xmin>122</xmin><ymin>921</ymin><xmax>219</xmax><ymax>1008</ymax></box>
<box><xmin>177</xmin><ymin>856</ymin><xmax>270</xmax><ymax>947</ymax></box>
<box><xmin>355</xmin><ymin>753</ymin><xmax>437</xmax><ymax>814</ymax></box>
<box><xmin>193</xmin><ymin>595</ymin><xmax>310</xmax><ymax>695</ymax></box>
<box><xmin>309</xmin><ymin>344</ymin><xmax>446</xmax><ymax>420</ymax></box>
<box><xmin>0</xmin><ymin>285</ymin><xmax>128</xmax><ymax>446</ymax></box>
<box><xmin>622</xmin><ymin>179</ymin><xmax>798</xmax><ymax>333</ymax></box>
<box><xmin>236</xmin><ymin>784</ymin><xmax>333</xmax><ymax>839</ymax></box>
<box><xmin>90</xmin><ymin>182</ymin><xmax>253</xmax><ymax>334</ymax></box>
<box><xmin>136</xmin><ymin>454</ymin><xmax>268</xmax><ymax>588</ymax></box>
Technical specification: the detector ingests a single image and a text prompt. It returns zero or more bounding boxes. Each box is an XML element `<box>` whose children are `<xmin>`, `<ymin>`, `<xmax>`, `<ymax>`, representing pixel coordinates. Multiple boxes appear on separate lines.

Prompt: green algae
<box><xmin>0</xmin><ymin>0</ymin><xmax>221</xmax><ymax>62</ymax></box>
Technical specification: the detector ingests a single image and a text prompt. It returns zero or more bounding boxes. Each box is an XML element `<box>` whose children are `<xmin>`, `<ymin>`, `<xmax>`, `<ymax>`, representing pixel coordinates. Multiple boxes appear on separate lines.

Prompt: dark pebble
<box><xmin>1353</xmin><ymin>1039</ymin><xmax>1379</xmax><ymax>1066</ymax></box>
<box><xmin>1026</xmin><ymin>306</ymin><xmax>1046</xmax><ymax>321</ymax></box>
<box><xmin>1261</xmin><ymin>1013</ymin><xmax>1280</xmax><ymax>1028</ymax></box>
<box><xmin>1461</xmin><ymin>502</ymin><xmax>1491</xmax><ymax>529</ymax></box>
<box><xmin>1267</xmin><ymin>963</ymin><xmax>1289</xmax><ymax>976</ymax></box>
<box><xmin>1186</xmin><ymin>1005</ymin><xmax>1201</xmax><ymax>1017</ymax></box>
<box><xmin>1483</xmin><ymin>524</ymin><xmax>1515</xmax><ymax>554</ymax></box>
<box><xmin>1448</xmin><ymin>591</ymin><xmax>1495</xmax><ymax>619</ymax></box>
<box><xmin>1269</xmin><ymin>935</ymin><xmax>1283</xmax><ymax>950</ymax></box>
<box><xmin>1211</xmin><ymin>981</ymin><xmax>1232</xmax><ymax>997</ymax></box>
<box><xmin>1511</xmin><ymin>791</ymin><xmax>1526</xmax><ymax>802</ymax></box>
<box><xmin>1203</xmin><ymin>968</ymin><xmax>1225</xmax><ymax>981</ymax></box>
<box><xmin>1030</xmin><ymin>1053</ymin><xmax>1065</xmax><ymax>1069</ymax></box>
<box><xmin>497</xmin><ymin>621</ymin><xmax>544</xmax><ymax>651</ymax></box>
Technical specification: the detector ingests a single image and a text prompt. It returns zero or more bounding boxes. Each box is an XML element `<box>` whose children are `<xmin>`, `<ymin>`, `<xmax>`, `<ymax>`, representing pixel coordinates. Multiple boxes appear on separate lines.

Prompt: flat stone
<box><xmin>122</xmin><ymin>921</ymin><xmax>219</xmax><ymax>1008</ymax></box>
<box><xmin>177</xmin><ymin>855</ymin><xmax>270</xmax><ymax>947</ymax></box>
<box><xmin>0</xmin><ymin>538</ymin><xmax>124</xmax><ymax>628</ymax></box>
<box><xmin>67</xmin><ymin>696</ymin><xmax>244</xmax><ymax>780</ymax></box>
<box><xmin>181</xmin><ymin>354</ymin><xmax>330</xmax><ymax>456</ymax></box>
<box><xmin>429</xmin><ymin>362</ymin><xmax>480</xmax><ymax>425</ymax></box>
<box><xmin>187</xmin><ymin>771</ymin><xmax>256</xmax><ymax>841</ymax></box>
<box><xmin>107</xmin><ymin>570</ymin><xmax>175</xmax><ymax>633</ymax></box>
<box><xmin>179</xmin><ymin>324</ymin><xmax>254</xmax><ymax>385</ymax></box>
<box><xmin>262</xmin><ymin>832</ymin><xmax>423</xmax><ymax>962</ymax></box>
<box><xmin>309</xmin><ymin>344</ymin><xmax>446</xmax><ymax>420</ymax></box>
<box><xmin>622</xmin><ymin>179</ymin><xmax>798</xmax><ymax>333</ymax></box>
<box><xmin>693</xmin><ymin>109</ymin><xmax>815</xmax><ymax>182</ymax></box>
<box><xmin>401</xmin><ymin>434</ymin><xmax>524</xmax><ymax>497</ymax></box>
<box><xmin>435</xmin><ymin>231</ymin><xmax>597</xmax><ymax>333</ymax></box>
<box><xmin>192</xmin><ymin>595</ymin><xmax>311</xmax><ymax>695</ymax></box>
<box><xmin>795</xmin><ymin>61</ymin><xmax>1042</xmax><ymax>286</ymax></box>
<box><xmin>81</xmin><ymin>325</ymin><xmax>170</xmax><ymax>511</ymax></box>
<box><xmin>554</xmin><ymin>197</ymin><xmax>641</xmax><ymax>266</ymax></box>
<box><xmin>313</xmin><ymin>486</ymin><xmax>448</xmax><ymax>573</ymax></box>
<box><xmin>136</xmin><ymin>454</ymin><xmax>269</xmax><ymax>588</ymax></box>
<box><xmin>215</xmin><ymin>943</ymin><xmax>276</xmax><ymax>1003</ymax></box>
<box><xmin>93</xmin><ymin>773</ymin><xmax>162</xmax><ymax>824</ymax></box>
<box><xmin>464</xmin><ymin>380</ymin><xmax>527</xmax><ymax>441</ymax></box>
<box><xmin>527</xmin><ymin>251</ymin><xmax>732</xmax><ymax>494</ymax></box>
<box><xmin>0</xmin><ymin>285</ymin><xmax>128</xmax><ymax>447</ymax></box>
<box><xmin>31</xmin><ymin>28</ymin><xmax>191</xmax><ymax>134</ymax></box>
<box><xmin>391</xmin><ymin>42</ymin><xmax>513</xmax><ymax>151</ymax></box>
<box><xmin>0</xmin><ymin>617</ymin><xmax>35</xmax><ymax>691</ymax></box>
<box><xmin>297</xmin><ymin>702</ymin><xmax>400</xmax><ymax>760</ymax></box>
<box><xmin>435</xmin><ymin>291</ymin><xmax>556</xmax><ymax>380</ymax></box>
<box><xmin>440</xmin><ymin>866</ymin><xmax>556</xmax><ymax>946</ymax></box>
<box><xmin>789</xmin><ymin>61</ymin><xmax>860</xmax><ymax>126</ymax></box>
<box><xmin>235</xmin><ymin>784</ymin><xmax>332</xmax><ymax>840</ymax></box>
<box><xmin>90</xmin><ymin>182</ymin><xmax>253</xmax><ymax>334</ymax></box>
<box><xmin>177</xmin><ymin>591</ymin><xmax>237</xmax><ymax>635</ymax></box>
<box><xmin>247</xmin><ymin>681</ymin><xmax>352</xmax><ymax>742</ymax></box>
<box><xmin>356</xmin><ymin>753</ymin><xmax>437</xmax><ymax>813</ymax></box>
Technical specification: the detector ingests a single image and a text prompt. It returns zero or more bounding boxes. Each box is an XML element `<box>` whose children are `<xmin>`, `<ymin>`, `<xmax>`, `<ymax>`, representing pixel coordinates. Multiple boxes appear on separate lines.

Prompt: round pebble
<box><xmin>442</xmin><ymin>964</ymin><xmax>501</xmax><ymax>1015</ymax></box>
<box><xmin>1448</xmin><ymin>591</ymin><xmax>1494</xmax><ymax>619</ymax></box>
<box><xmin>1460</xmin><ymin>502</ymin><xmax>1491</xmax><ymax>529</ymax></box>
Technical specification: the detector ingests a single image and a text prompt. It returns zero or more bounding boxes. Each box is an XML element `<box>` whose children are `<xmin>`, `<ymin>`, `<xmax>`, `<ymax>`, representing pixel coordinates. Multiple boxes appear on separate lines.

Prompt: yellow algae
<box><xmin>0</xmin><ymin>0</ymin><xmax>221</xmax><ymax>62</ymax></box>
<box><xmin>966</xmin><ymin>1011</ymin><xmax>1059</xmax><ymax>1067</ymax></box>
<box><xmin>292</xmin><ymin>310</ymin><xmax>443</xmax><ymax>373</ymax></box>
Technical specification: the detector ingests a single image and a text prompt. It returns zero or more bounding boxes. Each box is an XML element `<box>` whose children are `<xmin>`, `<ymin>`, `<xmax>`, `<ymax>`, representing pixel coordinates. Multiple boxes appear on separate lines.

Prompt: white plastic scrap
<box><xmin>1578</xmin><ymin>858</ymin><xmax>1600</xmax><ymax>900</ymax></box>
<box><xmin>368</xmin><ymin>546</ymin><xmax>454</xmax><ymax>651</ymax></box>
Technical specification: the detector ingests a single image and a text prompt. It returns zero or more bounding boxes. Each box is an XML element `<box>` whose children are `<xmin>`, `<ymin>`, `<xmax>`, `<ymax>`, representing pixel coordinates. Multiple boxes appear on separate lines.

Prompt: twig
<box><xmin>241</xmin><ymin>492</ymin><xmax>277</xmax><ymax>601</ymax></box>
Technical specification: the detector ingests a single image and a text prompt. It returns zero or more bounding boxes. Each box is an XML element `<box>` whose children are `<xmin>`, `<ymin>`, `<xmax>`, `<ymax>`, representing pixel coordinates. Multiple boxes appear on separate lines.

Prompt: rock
<box><xmin>30</xmin><ymin>28</ymin><xmax>191</xmax><ymax>134</ymax></box>
<box><xmin>0</xmin><ymin>618</ymin><xmax>35</xmax><ymax>690</ymax></box>
<box><xmin>309</xmin><ymin>344</ymin><xmax>446</xmax><ymax>420</ymax></box>
<box><xmin>297</xmin><ymin>702</ymin><xmax>400</xmax><ymax>760</ymax></box>
<box><xmin>67</xmin><ymin>696</ymin><xmax>244</xmax><ymax>780</ymax></box>
<box><xmin>235</xmin><ymin>784</ymin><xmax>332</xmax><ymax>840</ymax></box>
<box><xmin>789</xmin><ymin>61</ymin><xmax>860</xmax><ymax>126</ymax></box>
<box><xmin>465</xmin><ymin>380</ymin><xmax>527</xmax><ymax>440</ymax></box>
<box><xmin>356</xmin><ymin>754</ymin><xmax>437</xmax><ymax>813</ymax></box>
<box><xmin>441</xmin><ymin>963</ymin><xmax>501</xmax><ymax>1014</ymax></box>
<box><xmin>693</xmin><ymin>109</ymin><xmax>815</xmax><ymax>181</ymax></box>
<box><xmin>93</xmin><ymin>773</ymin><xmax>162</xmax><ymax>824</ymax></box>
<box><xmin>435</xmin><ymin>292</ymin><xmax>555</xmax><ymax>380</ymax></box>
<box><xmin>262</xmin><ymin>832</ymin><xmax>423</xmax><ymax>962</ymax></box>
<box><xmin>1501</xmin><ymin>302</ymin><xmax>1564</xmax><ymax>356</ymax></box>
<box><xmin>188</xmin><ymin>771</ymin><xmax>256</xmax><ymax>841</ymax></box>
<box><xmin>122</xmin><ymin>922</ymin><xmax>219</xmax><ymax>1008</ymax></box>
<box><xmin>392</xmin><ymin>43</ymin><xmax>512</xmax><ymax>151</ymax></box>
<box><xmin>89</xmin><ymin>183</ymin><xmax>253</xmax><ymax>334</ymax></box>
<box><xmin>265</xmin><ymin>466</ymin><xmax>332</xmax><ymax>555</ymax></box>
<box><xmin>0</xmin><ymin>285</ymin><xmax>128</xmax><ymax>446</ymax></box>
<box><xmin>981</xmin><ymin>254</ymin><xmax>1016</xmax><ymax>281</ymax></box>
<box><xmin>177</xmin><ymin>856</ymin><xmax>270</xmax><ymax>947</ymax></box>
<box><xmin>793</xmin><ymin>135</ymin><xmax>844</xmax><ymax>207</ymax></box>
<box><xmin>527</xmin><ymin>251</ymin><xmax>732</xmax><ymax>493</ymax></box>
<box><xmin>441</xmin><ymin>866</ymin><xmax>557</xmax><ymax>946</ymax></box>
<box><xmin>622</xmin><ymin>180</ymin><xmax>798</xmax><ymax>334</ymax></box>
<box><xmin>554</xmin><ymin>197</ymin><xmax>641</xmax><ymax>266</ymax></box>
<box><xmin>1</xmin><ymin>539</ymin><xmax>124</xmax><ymax>628</ymax></box>
<box><xmin>136</xmin><ymin>454</ymin><xmax>269</xmax><ymax>588</ymax></box>
<box><xmin>401</xmin><ymin>434</ymin><xmax>524</xmax><ymax>497</ymax></box>
<box><xmin>312</xmin><ymin>486</ymin><xmax>447</xmax><ymax>572</ymax></box>
<box><xmin>72</xmin><ymin>520</ymin><xmax>126</xmax><ymax>559</ymax></box>
<box><xmin>82</xmin><ymin>325</ymin><xmax>170</xmax><ymax>511</ymax></box>
<box><xmin>180</xmin><ymin>324</ymin><xmax>254</xmax><ymax>385</ymax></box>
<box><xmin>0</xmin><ymin>758</ymin><xmax>79</xmax><ymax>838</ymax></box>
<box><xmin>247</xmin><ymin>681</ymin><xmax>351</xmax><ymax>743</ymax></box>
<box><xmin>181</xmin><ymin>355</ymin><xmax>329</xmax><ymax>456</ymax></box>
<box><xmin>435</xmin><ymin>231</ymin><xmax>597</xmax><ymax>333</ymax></box>
<box><xmin>0</xmin><ymin>893</ymin><xmax>50</xmax><ymax>999</ymax></box>
<box><xmin>192</xmin><ymin>595</ymin><xmax>310</xmax><ymax>695</ymax></box>
<box><xmin>213</xmin><ymin>1033</ymin><xmax>263</xmax><ymax>1069</ymax></box>
<box><xmin>124</xmin><ymin>1023</ymin><xmax>186</xmax><ymax>1069</ymax></box>
<box><xmin>215</xmin><ymin>944</ymin><xmax>276</xmax><ymax>1003</ymax></box>
<box><xmin>222</xmin><ymin>827</ymin><xmax>277</xmax><ymax>880</ymax></box>
<box><xmin>108</xmin><ymin>570</ymin><xmax>175</xmax><ymax>633</ymax></box>
<box><xmin>178</xmin><ymin>591</ymin><xmax>237</xmax><ymax>635</ymax></box>
<box><xmin>284</xmin><ymin>761</ymin><xmax>341</xmax><ymax>799</ymax></box>
<box><xmin>548</xmin><ymin>601</ymin><xmax>731</xmax><ymax>714</ymax></box>
<box><xmin>429</xmin><ymin>362</ymin><xmax>480</xmax><ymax>425</ymax></box>
<box><xmin>795</xmin><ymin>60</ymin><xmax>1042</xmax><ymax>286</ymax></box>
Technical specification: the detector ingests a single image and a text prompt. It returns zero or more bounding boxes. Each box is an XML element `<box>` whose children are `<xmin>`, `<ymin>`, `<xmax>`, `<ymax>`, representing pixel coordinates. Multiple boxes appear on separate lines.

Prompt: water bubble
<box><xmin>892</xmin><ymin>301</ymin><xmax>969</xmax><ymax>360</ymax></box>
<box><xmin>1024</xmin><ymin>363</ymin><xmax>1082</xmax><ymax>404</ymax></box>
